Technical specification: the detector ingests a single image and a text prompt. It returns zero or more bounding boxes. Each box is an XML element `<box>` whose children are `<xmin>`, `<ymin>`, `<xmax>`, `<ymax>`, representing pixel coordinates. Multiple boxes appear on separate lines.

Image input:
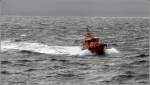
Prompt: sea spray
<box><xmin>1</xmin><ymin>41</ymin><xmax>119</xmax><ymax>56</ymax></box>
<box><xmin>105</xmin><ymin>47</ymin><xmax>120</xmax><ymax>54</ymax></box>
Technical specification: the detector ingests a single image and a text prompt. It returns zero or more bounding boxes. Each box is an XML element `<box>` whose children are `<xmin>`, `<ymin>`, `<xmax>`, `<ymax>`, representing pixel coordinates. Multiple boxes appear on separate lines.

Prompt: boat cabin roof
<box><xmin>85</xmin><ymin>38</ymin><xmax>99</xmax><ymax>42</ymax></box>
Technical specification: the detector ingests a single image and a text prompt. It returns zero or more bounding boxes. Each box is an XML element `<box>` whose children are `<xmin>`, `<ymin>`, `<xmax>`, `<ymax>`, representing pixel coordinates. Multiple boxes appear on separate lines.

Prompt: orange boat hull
<box><xmin>82</xmin><ymin>42</ymin><xmax>106</xmax><ymax>55</ymax></box>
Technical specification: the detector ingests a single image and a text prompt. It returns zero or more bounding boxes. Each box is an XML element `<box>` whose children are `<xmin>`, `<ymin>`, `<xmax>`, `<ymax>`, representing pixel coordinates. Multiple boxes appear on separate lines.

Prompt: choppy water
<box><xmin>0</xmin><ymin>16</ymin><xmax>149</xmax><ymax>85</ymax></box>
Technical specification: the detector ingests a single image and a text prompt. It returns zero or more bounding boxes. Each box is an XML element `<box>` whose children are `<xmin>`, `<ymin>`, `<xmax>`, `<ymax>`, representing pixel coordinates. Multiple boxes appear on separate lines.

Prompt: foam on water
<box><xmin>1</xmin><ymin>41</ymin><xmax>119</xmax><ymax>56</ymax></box>
<box><xmin>105</xmin><ymin>47</ymin><xmax>120</xmax><ymax>54</ymax></box>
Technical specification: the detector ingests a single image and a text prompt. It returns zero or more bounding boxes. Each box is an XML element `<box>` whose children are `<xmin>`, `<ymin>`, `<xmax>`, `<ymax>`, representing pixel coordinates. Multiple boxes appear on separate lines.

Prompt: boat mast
<box><xmin>86</xmin><ymin>25</ymin><xmax>91</xmax><ymax>32</ymax></box>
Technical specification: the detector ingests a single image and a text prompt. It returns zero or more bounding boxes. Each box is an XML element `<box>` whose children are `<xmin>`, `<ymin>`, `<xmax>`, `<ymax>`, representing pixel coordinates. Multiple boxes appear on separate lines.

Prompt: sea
<box><xmin>0</xmin><ymin>16</ymin><xmax>149</xmax><ymax>85</ymax></box>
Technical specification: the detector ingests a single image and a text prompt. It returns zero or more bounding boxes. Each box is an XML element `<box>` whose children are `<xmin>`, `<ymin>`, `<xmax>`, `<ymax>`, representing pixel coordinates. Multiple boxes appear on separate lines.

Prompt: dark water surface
<box><xmin>0</xmin><ymin>16</ymin><xmax>149</xmax><ymax>85</ymax></box>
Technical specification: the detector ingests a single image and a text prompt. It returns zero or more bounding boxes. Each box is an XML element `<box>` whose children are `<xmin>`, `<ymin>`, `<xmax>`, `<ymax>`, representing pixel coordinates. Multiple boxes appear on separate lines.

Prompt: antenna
<box><xmin>86</xmin><ymin>25</ymin><xmax>92</xmax><ymax>32</ymax></box>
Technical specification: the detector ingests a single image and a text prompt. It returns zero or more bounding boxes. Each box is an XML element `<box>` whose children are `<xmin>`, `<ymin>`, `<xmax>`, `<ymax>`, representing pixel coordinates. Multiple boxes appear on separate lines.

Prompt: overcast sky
<box><xmin>0</xmin><ymin>0</ymin><xmax>149</xmax><ymax>16</ymax></box>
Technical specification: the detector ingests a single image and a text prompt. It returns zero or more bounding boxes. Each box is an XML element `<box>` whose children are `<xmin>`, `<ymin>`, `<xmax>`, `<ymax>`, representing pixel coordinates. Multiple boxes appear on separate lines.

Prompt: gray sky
<box><xmin>0</xmin><ymin>0</ymin><xmax>149</xmax><ymax>16</ymax></box>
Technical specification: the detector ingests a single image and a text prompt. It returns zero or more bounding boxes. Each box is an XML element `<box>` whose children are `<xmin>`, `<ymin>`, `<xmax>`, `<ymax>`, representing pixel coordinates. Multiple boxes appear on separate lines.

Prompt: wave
<box><xmin>1</xmin><ymin>40</ymin><xmax>119</xmax><ymax>56</ymax></box>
